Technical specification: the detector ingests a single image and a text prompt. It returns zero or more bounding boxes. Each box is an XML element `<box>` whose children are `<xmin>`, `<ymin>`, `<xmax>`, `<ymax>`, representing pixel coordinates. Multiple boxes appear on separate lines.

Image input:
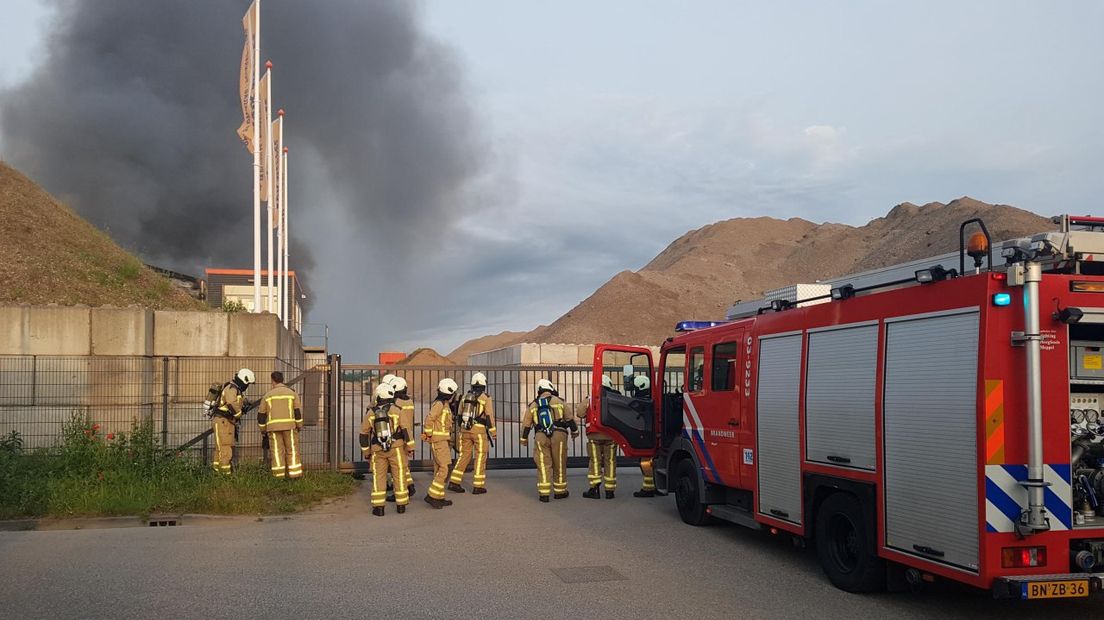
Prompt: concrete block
<box><xmin>153</xmin><ymin>311</ymin><xmax>228</xmax><ymax>356</ymax></box>
<box><xmin>0</xmin><ymin>406</ymin><xmax>83</xmax><ymax>450</ymax></box>
<box><xmin>517</xmin><ymin>343</ymin><xmax>540</xmax><ymax>365</ymax></box>
<box><xmin>0</xmin><ymin>356</ymin><xmax>34</xmax><ymax>406</ymax></box>
<box><xmin>88</xmin><ymin>357</ymin><xmax>155</xmax><ymax>406</ymax></box>
<box><xmin>33</xmin><ymin>357</ymin><xmax>91</xmax><ymax>406</ymax></box>
<box><xmin>25</xmin><ymin>306</ymin><xmax>90</xmax><ymax>355</ymax></box>
<box><xmin>228</xmin><ymin>313</ymin><xmax>278</xmax><ymax>357</ymax></box>
<box><xmin>91</xmin><ymin>308</ymin><xmax>153</xmax><ymax>356</ymax></box>
<box><xmin>0</xmin><ymin>306</ymin><xmax>25</xmax><ymax>355</ymax></box>
<box><xmin>576</xmin><ymin>345</ymin><xmax>596</xmax><ymax>365</ymax></box>
<box><xmin>537</xmin><ymin>343</ymin><xmax>578</xmax><ymax>365</ymax></box>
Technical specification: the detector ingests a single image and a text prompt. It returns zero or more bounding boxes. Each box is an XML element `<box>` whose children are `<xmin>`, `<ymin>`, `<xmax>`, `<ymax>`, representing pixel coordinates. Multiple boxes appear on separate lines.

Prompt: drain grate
<box><xmin>551</xmin><ymin>566</ymin><xmax>627</xmax><ymax>584</ymax></box>
<box><xmin>148</xmin><ymin>518</ymin><xmax>179</xmax><ymax>527</ymax></box>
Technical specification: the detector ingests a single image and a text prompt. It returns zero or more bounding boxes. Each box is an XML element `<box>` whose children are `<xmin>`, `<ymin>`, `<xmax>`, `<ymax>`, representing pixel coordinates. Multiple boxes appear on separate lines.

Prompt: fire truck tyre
<box><xmin>814</xmin><ymin>493</ymin><xmax>885</xmax><ymax>593</ymax></box>
<box><xmin>673</xmin><ymin>459</ymin><xmax>710</xmax><ymax>526</ymax></box>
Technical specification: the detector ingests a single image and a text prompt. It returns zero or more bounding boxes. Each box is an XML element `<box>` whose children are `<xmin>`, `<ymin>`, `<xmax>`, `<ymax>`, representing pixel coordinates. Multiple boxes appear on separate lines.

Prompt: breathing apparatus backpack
<box><xmin>371</xmin><ymin>405</ymin><xmax>395</xmax><ymax>451</ymax></box>
<box><xmin>535</xmin><ymin>397</ymin><xmax>555</xmax><ymax>436</ymax></box>
<box><xmin>204</xmin><ymin>382</ymin><xmax>230</xmax><ymax>418</ymax></box>
<box><xmin>458</xmin><ymin>392</ymin><xmax>482</xmax><ymax>430</ymax></box>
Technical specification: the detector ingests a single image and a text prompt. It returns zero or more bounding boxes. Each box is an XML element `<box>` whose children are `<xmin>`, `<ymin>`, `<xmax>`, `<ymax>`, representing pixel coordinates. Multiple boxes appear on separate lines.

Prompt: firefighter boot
<box><xmin>583</xmin><ymin>486</ymin><xmax>601</xmax><ymax>499</ymax></box>
<box><xmin>397</xmin><ymin>504</ymin><xmax>406</xmax><ymax>514</ymax></box>
<box><xmin>424</xmin><ymin>495</ymin><xmax>445</xmax><ymax>509</ymax></box>
<box><xmin>408</xmin><ymin>484</ymin><xmax>416</xmax><ymax>497</ymax></box>
<box><xmin>372</xmin><ymin>506</ymin><xmax>385</xmax><ymax>517</ymax></box>
<box><xmin>606</xmin><ymin>490</ymin><xmax>615</xmax><ymax>499</ymax></box>
<box><xmin>472</xmin><ymin>487</ymin><xmax>487</xmax><ymax>495</ymax></box>
<box><xmin>633</xmin><ymin>489</ymin><xmax>656</xmax><ymax>498</ymax></box>
<box><xmin>554</xmin><ymin>491</ymin><xmax>570</xmax><ymax>500</ymax></box>
<box><xmin>442</xmin><ymin>498</ymin><xmax>454</xmax><ymax>506</ymax></box>
<box><xmin>539</xmin><ymin>495</ymin><xmax>550</xmax><ymax>503</ymax></box>
<box><xmin>448</xmin><ymin>482</ymin><xmax>466</xmax><ymax>493</ymax></box>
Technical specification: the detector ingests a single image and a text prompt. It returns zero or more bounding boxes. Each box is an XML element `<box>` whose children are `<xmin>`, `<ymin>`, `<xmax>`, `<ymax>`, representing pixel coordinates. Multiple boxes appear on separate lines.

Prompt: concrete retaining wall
<box><xmin>0</xmin><ymin>305</ymin><xmax>303</xmax><ymax>361</ymax></box>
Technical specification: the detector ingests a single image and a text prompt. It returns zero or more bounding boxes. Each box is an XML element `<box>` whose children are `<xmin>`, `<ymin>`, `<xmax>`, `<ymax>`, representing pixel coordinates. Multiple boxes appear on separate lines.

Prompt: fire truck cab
<box><xmin>586</xmin><ymin>216</ymin><xmax>1104</xmax><ymax>599</ymax></box>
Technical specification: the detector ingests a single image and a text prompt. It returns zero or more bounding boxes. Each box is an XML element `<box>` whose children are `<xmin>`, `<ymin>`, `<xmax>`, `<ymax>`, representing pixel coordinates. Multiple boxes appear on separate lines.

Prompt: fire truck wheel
<box><xmin>673</xmin><ymin>458</ymin><xmax>710</xmax><ymax>526</ymax></box>
<box><xmin>814</xmin><ymin>492</ymin><xmax>884</xmax><ymax>593</ymax></box>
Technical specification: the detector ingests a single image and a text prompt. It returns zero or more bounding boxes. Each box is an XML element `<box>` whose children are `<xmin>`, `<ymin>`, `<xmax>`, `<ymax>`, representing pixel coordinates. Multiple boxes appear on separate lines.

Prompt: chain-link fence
<box><xmin>0</xmin><ymin>355</ymin><xmax>333</xmax><ymax>468</ymax></box>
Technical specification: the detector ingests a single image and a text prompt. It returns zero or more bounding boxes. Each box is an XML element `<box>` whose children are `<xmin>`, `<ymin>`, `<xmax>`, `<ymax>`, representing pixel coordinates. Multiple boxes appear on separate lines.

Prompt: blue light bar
<box><xmin>992</xmin><ymin>293</ymin><xmax>1012</xmax><ymax>307</ymax></box>
<box><xmin>675</xmin><ymin>321</ymin><xmax>728</xmax><ymax>332</ymax></box>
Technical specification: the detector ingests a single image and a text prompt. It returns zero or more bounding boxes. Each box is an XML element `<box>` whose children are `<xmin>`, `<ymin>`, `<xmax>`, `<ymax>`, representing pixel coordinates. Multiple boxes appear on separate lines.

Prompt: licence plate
<box><xmin>1024</xmin><ymin>580</ymin><xmax>1089</xmax><ymax>599</ymax></box>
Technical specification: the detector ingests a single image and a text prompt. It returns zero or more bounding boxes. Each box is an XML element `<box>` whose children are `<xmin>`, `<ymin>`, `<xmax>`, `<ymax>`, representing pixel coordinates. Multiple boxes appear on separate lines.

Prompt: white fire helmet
<box><xmin>438</xmin><ymin>378</ymin><xmax>459</xmax><ymax>396</ymax></box>
<box><xmin>374</xmin><ymin>383</ymin><xmax>396</xmax><ymax>401</ymax></box>
<box><xmin>601</xmin><ymin>375</ymin><xmax>613</xmax><ymax>389</ymax></box>
<box><xmin>381</xmin><ymin>373</ymin><xmax>398</xmax><ymax>386</ymax></box>
<box><xmin>536</xmin><ymin>378</ymin><xmax>556</xmax><ymax>394</ymax></box>
<box><xmin>236</xmin><ymin>368</ymin><xmax>256</xmax><ymax>386</ymax></box>
<box><xmin>391</xmin><ymin>376</ymin><xmax>408</xmax><ymax>392</ymax></box>
<box><xmin>471</xmin><ymin>372</ymin><xmax>488</xmax><ymax>387</ymax></box>
<box><xmin>633</xmin><ymin>375</ymin><xmax>651</xmax><ymax>391</ymax></box>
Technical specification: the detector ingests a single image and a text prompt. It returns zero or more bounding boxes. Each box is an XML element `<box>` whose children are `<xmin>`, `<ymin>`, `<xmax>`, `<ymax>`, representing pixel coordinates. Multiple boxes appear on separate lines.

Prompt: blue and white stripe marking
<box><xmin>681</xmin><ymin>393</ymin><xmax>721</xmax><ymax>483</ymax></box>
<box><xmin>985</xmin><ymin>464</ymin><xmax>1072</xmax><ymax>532</ymax></box>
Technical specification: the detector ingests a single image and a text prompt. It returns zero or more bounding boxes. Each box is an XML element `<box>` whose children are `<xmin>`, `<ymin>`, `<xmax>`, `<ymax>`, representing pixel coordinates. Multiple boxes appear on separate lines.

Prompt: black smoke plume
<box><xmin>0</xmin><ymin>0</ymin><xmax>483</xmax><ymax>292</ymax></box>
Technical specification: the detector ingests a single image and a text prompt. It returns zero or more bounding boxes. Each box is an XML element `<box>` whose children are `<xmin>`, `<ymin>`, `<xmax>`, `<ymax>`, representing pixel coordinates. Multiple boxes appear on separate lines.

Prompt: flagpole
<box><xmin>275</xmin><ymin>111</ymin><xmax>284</xmax><ymax>322</ymax></box>
<box><xmin>265</xmin><ymin>63</ymin><xmax>274</xmax><ymax>314</ymax></box>
<box><xmin>251</xmin><ymin>0</ymin><xmax>262</xmax><ymax>313</ymax></box>
<box><xmin>282</xmin><ymin>146</ymin><xmax>290</xmax><ymax>329</ymax></box>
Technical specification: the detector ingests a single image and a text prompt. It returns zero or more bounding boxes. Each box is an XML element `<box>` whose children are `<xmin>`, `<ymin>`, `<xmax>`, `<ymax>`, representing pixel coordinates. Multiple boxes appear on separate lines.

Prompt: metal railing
<box><xmin>337</xmin><ymin>362</ymin><xmax>637</xmax><ymax>473</ymax></box>
<box><xmin>0</xmin><ymin>354</ymin><xmax>332</xmax><ymax>469</ymax></box>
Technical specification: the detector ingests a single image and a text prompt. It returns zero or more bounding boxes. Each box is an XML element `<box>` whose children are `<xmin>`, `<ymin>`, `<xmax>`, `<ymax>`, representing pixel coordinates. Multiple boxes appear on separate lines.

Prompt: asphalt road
<box><xmin>0</xmin><ymin>469</ymin><xmax>1098</xmax><ymax>619</ymax></box>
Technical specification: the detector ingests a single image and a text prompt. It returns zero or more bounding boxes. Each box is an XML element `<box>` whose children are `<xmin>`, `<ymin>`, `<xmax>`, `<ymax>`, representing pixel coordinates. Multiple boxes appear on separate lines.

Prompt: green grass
<box><xmin>0</xmin><ymin>417</ymin><xmax>357</xmax><ymax>520</ymax></box>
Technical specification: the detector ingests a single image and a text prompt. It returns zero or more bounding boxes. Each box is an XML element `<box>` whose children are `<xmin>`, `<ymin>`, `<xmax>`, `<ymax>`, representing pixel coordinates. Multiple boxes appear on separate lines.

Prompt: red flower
<box><xmin>106</xmin><ymin>433</ymin><xmax>115</xmax><ymax>440</ymax></box>
<box><xmin>92</xmin><ymin>424</ymin><xmax>101</xmax><ymax>431</ymax></box>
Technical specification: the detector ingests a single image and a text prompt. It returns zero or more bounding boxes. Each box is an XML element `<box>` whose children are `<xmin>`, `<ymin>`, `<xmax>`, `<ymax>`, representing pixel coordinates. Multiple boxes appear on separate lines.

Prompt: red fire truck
<box><xmin>586</xmin><ymin>216</ymin><xmax>1104</xmax><ymax>599</ymax></box>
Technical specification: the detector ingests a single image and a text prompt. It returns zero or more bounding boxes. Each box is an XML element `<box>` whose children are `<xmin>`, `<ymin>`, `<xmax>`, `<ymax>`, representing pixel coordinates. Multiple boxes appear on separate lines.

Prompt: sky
<box><xmin>1</xmin><ymin>1</ymin><xmax>1102</xmax><ymax>360</ymax></box>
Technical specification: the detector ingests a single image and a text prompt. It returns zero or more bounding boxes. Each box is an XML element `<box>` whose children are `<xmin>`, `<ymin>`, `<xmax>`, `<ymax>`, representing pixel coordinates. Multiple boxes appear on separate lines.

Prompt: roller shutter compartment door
<box><xmin>805</xmin><ymin>323</ymin><xmax>878</xmax><ymax>470</ymax></box>
<box><xmin>756</xmin><ymin>333</ymin><xmax>803</xmax><ymax>524</ymax></box>
<box><xmin>883</xmin><ymin>310</ymin><xmax>979</xmax><ymax>572</ymax></box>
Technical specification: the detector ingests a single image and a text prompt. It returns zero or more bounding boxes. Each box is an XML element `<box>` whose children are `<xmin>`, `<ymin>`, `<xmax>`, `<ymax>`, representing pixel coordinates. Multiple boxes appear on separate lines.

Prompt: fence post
<box><xmin>161</xmin><ymin>357</ymin><xmax>170</xmax><ymax>446</ymax></box>
<box><xmin>327</xmin><ymin>354</ymin><xmax>340</xmax><ymax>471</ymax></box>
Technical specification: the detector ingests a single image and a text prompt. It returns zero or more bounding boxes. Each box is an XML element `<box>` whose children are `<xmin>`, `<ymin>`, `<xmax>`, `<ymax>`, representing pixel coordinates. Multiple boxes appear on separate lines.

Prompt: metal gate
<box><xmin>332</xmin><ymin>358</ymin><xmax>635</xmax><ymax>473</ymax></box>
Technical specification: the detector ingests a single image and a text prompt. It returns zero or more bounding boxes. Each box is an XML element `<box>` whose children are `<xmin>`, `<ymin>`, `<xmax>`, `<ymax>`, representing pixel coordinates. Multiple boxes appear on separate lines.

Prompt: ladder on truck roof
<box><xmin>725</xmin><ymin>214</ymin><xmax>1104</xmax><ymax>320</ymax></box>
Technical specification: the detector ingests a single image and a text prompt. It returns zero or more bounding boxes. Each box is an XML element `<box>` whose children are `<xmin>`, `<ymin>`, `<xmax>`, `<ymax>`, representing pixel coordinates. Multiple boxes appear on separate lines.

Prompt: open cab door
<box><xmin>586</xmin><ymin>344</ymin><xmax>658</xmax><ymax>458</ymax></box>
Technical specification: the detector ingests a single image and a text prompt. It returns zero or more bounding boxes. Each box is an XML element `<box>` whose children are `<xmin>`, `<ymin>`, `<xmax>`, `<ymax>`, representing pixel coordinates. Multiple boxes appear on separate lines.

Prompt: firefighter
<box><xmin>422</xmin><ymin>378</ymin><xmax>458</xmax><ymax>509</ymax></box>
<box><xmin>210</xmin><ymin>368</ymin><xmax>255</xmax><ymax>474</ymax></box>
<box><xmin>448</xmin><ymin>372</ymin><xmax>496</xmax><ymax>494</ymax></box>
<box><xmin>385</xmin><ymin>376</ymin><xmax>417</xmax><ymax>502</ymax></box>
<box><xmin>360</xmin><ymin>383</ymin><xmax>411</xmax><ymax>516</ymax></box>
<box><xmin>628</xmin><ymin>374</ymin><xmax>658</xmax><ymax>498</ymax></box>
<box><xmin>581</xmin><ymin>375</ymin><xmax>618</xmax><ymax>499</ymax></box>
<box><xmin>520</xmin><ymin>379</ymin><xmax>576</xmax><ymax>501</ymax></box>
<box><xmin>257</xmin><ymin>371</ymin><xmax>304</xmax><ymax>479</ymax></box>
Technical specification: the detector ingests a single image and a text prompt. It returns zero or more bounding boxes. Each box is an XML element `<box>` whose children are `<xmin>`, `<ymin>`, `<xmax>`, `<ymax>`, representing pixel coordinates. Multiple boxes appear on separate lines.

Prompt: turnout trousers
<box><xmin>640</xmin><ymin>458</ymin><xmax>655</xmax><ymax>491</ymax></box>
<box><xmin>449</xmin><ymin>427</ymin><xmax>489</xmax><ymax>489</ymax></box>
<box><xmin>428</xmin><ymin>442</ymin><xmax>451</xmax><ymax>500</ymax></box>
<box><xmin>211</xmin><ymin>417</ymin><xmax>235</xmax><ymax>474</ymax></box>
<box><xmin>550</xmin><ymin>430</ymin><xmax>569</xmax><ymax>495</ymax></box>
<box><xmin>371</xmin><ymin>447</ymin><xmax>409</xmax><ymax>507</ymax></box>
<box><xmin>587</xmin><ymin>439</ymin><xmax>617</xmax><ymax>491</ymax></box>
<box><xmin>268</xmin><ymin>429</ymin><xmax>303</xmax><ymax>479</ymax></box>
<box><xmin>531</xmin><ymin>433</ymin><xmax>554</xmax><ymax>497</ymax></box>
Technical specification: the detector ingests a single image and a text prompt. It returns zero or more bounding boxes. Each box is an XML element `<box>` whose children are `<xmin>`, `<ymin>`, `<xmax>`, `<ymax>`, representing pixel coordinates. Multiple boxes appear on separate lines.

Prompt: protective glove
<box><xmin>520</xmin><ymin>437</ymin><xmax>529</xmax><ymax>446</ymax></box>
<box><xmin>571</xmin><ymin>431</ymin><xmax>579</xmax><ymax>439</ymax></box>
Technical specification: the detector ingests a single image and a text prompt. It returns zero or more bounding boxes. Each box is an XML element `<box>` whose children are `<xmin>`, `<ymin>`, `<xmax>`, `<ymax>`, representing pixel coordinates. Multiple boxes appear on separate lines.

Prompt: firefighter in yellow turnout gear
<box><xmin>360</xmin><ymin>383</ymin><xmax>411</xmax><ymax>516</ymax></box>
<box><xmin>386</xmin><ymin>376</ymin><xmax>416</xmax><ymax>502</ymax></box>
<box><xmin>448</xmin><ymin>372</ymin><xmax>496</xmax><ymax>494</ymax></box>
<box><xmin>257</xmin><ymin>371</ymin><xmax>304</xmax><ymax>479</ymax></box>
<box><xmin>520</xmin><ymin>379</ymin><xmax>576</xmax><ymax>502</ymax></box>
<box><xmin>581</xmin><ymin>375</ymin><xmax>619</xmax><ymax>499</ymax></box>
<box><xmin>629</xmin><ymin>375</ymin><xmax>658</xmax><ymax>498</ymax></box>
<box><xmin>209</xmin><ymin>368</ymin><xmax>255</xmax><ymax>474</ymax></box>
<box><xmin>422</xmin><ymin>378</ymin><xmax>458</xmax><ymax>509</ymax></box>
